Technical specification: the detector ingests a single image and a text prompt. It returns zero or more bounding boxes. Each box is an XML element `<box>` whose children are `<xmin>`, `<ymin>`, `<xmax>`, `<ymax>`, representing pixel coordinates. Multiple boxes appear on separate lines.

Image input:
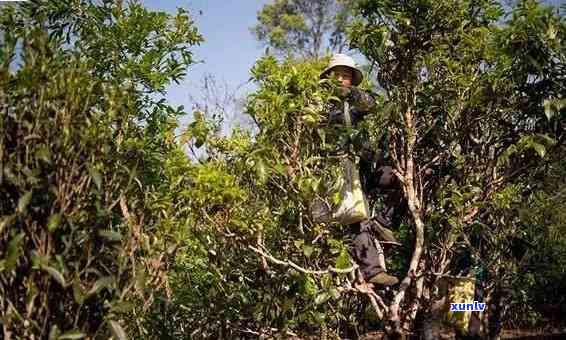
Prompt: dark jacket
<box><xmin>325</xmin><ymin>87</ymin><xmax>406</xmax><ymax>228</ymax></box>
<box><xmin>327</xmin><ymin>87</ymin><xmax>377</xmax><ymax>125</ymax></box>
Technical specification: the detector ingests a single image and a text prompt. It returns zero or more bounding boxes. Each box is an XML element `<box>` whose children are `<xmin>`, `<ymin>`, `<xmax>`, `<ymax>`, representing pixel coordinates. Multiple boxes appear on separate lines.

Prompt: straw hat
<box><xmin>320</xmin><ymin>54</ymin><xmax>363</xmax><ymax>86</ymax></box>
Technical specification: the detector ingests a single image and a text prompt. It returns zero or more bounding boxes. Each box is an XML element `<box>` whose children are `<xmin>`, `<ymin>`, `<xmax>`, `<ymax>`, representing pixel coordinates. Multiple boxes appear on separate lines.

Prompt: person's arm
<box><xmin>374</xmin><ymin>188</ymin><xmax>406</xmax><ymax>229</ymax></box>
<box><xmin>326</xmin><ymin>87</ymin><xmax>376</xmax><ymax>124</ymax></box>
<box><xmin>349</xmin><ymin>88</ymin><xmax>376</xmax><ymax>123</ymax></box>
<box><xmin>368</xmin><ymin>164</ymin><xmax>405</xmax><ymax>229</ymax></box>
<box><xmin>327</xmin><ymin>105</ymin><xmax>344</xmax><ymax>124</ymax></box>
<box><xmin>375</xmin><ymin>165</ymin><xmax>398</xmax><ymax>189</ymax></box>
<box><xmin>350</xmin><ymin>88</ymin><xmax>376</xmax><ymax>112</ymax></box>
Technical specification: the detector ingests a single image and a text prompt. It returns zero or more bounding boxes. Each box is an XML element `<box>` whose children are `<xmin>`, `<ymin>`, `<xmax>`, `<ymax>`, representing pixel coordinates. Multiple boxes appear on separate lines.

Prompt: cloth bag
<box><xmin>311</xmin><ymin>101</ymin><xmax>370</xmax><ymax>225</ymax></box>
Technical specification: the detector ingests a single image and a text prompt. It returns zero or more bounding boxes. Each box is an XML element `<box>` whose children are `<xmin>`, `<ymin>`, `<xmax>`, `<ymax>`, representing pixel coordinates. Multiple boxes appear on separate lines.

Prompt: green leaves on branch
<box><xmin>544</xmin><ymin>98</ymin><xmax>566</xmax><ymax>121</ymax></box>
<box><xmin>0</xmin><ymin>1</ymin><xmax>202</xmax><ymax>338</ymax></box>
<box><xmin>498</xmin><ymin>134</ymin><xmax>557</xmax><ymax>165</ymax></box>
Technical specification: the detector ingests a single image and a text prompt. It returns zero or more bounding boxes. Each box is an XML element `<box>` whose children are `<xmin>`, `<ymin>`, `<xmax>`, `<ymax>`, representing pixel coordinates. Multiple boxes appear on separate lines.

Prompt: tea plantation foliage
<box><xmin>1</xmin><ymin>0</ymin><xmax>565</xmax><ymax>339</ymax></box>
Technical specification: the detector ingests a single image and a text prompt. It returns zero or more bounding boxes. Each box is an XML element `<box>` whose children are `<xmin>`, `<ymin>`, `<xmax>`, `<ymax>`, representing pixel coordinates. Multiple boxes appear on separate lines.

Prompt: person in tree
<box><xmin>320</xmin><ymin>54</ymin><xmax>404</xmax><ymax>286</ymax></box>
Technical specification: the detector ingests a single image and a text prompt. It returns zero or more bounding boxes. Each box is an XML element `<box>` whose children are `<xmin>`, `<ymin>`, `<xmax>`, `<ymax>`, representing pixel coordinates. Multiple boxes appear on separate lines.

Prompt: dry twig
<box><xmin>248</xmin><ymin>245</ymin><xmax>358</xmax><ymax>275</ymax></box>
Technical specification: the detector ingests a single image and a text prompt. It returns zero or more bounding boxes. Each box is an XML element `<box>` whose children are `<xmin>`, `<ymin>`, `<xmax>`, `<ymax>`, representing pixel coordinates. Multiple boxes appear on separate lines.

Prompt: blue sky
<box><xmin>141</xmin><ymin>0</ymin><xmax>269</xmax><ymax>129</ymax></box>
<box><xmin>140</xmin><ymin>0</ymin><xmax>564</xmax><ymax>134</ymax></box>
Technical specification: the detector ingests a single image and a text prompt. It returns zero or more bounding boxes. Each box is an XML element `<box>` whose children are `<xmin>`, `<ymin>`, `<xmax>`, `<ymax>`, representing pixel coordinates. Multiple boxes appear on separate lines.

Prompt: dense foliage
<box><xmin>0</xmin><ymin>1</ymin><xmax>202</xmax><ymax>338</ymax></box>
<box><xmin>349</xmin><ymin>0</ymin><xmax>565</xmax><ymax>335</ymax></box>
<box><xmin>156</xmin><ymin>57</ymin><xmax>380</xmax><ymax>338</ymax></box>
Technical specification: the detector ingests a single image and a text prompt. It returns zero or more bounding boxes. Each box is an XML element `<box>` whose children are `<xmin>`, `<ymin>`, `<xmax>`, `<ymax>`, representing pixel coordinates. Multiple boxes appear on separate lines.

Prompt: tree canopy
<box><xmin>350</xmin><ymin>0</ymin><xmax>565</xmax><ymax>334</ymax></box>
<box><xmin>251</xmin><ymin>0</ymin><xmax>355</xmax><ymax>58</ymax></box>
<box><xmin>1</xmin><ymin>1</ymin><xmax>202</xmax><ymax>337</ymax></box>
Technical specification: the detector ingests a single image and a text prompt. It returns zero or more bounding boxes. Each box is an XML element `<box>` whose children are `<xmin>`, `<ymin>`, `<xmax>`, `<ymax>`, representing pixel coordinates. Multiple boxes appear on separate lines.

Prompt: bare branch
<box><xmin>248</xmin><ymin>245</ymin><xmax>358</xmax><ymax>275</ymax></box>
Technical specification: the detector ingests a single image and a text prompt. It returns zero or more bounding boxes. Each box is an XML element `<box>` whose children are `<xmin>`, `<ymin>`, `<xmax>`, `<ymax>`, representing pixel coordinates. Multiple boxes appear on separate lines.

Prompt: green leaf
<box><xmin>537</xmin><ymin>134</ymin><xmax>557</xmax><ymax>146</ymax></box>
<box><xmin>3</xmin><ymin>232</ymin><xmax>25</xmax><ymax>271</ymax></box>
<box><xmin>36</xmin><ymin>146</ymin><xmax>52</xmax><ymax>164</ymax></box>
<box><xmin>87</xmin><ymin>276</ymin><xmax>114</xmax><ymax>296</ymax></box>
<box><xmin>73</xmin><ymin>280</ymin><xmax>85</xmax><ymax>305</ymax></box>
<box><xmin>544</xmin><ymin>99</ymin><xmax>555</xmax><ymax>120</ymax></box>
<box><xmin>256</xmin><ymin>159</ymin><xmax>267</xmax><ymax>183</ymax></box>
<box><xmin>48</xmin><ymin>325</ymin><xmax>60</xmax><ymax>340</ymax></box>
<box><xmin>17</xmin><ymin>191</ymin><xmax>32</xmax><ymax>213</ymax></box>
<box><xmin>0</xmin><ymin>215</ymin><xmax>15</xmax><ymax>235</ymax></box>
<box><xmin>109</xmin><ymin>320</ymin><xmax>127</xmax><ymax>340</ymax></box>
<box><xmin>109</xmin><ymin>301</ymin><xmax>135</xmax><ymax>314</ymax></box>
<box><xmin>332</xmin><ymin>191</ymin><xmax>342</xmax><ymax>206</ymax></box>
<box><xmin>303</xmin><ymin>245</ymin><xmax>314</xmax><ymax>258</ymax></box>
<box><xmin>44</xmin><ymin>266</ymin><xmax>66</xmax><ymax>287</ymax></box>
<box><xmin>59</xmin><ymin>331</ymin><xmax>86</xmax><ymax>339</ymax></box>
<box><xmin>302</xmin><ymin>114</ymin><xmax>317</xmax><ymax>124</ymax></box>
<box><xmin>314</xmin><ymin>292</ymin><xmax>329</xmax><ymax>305</ymax></box>
<box><xmin>89</xmin><ymin>165</ymin><xmax>102</xmax><ymax>190</ymax></box>
<box><xmin>135</xmin><ymin>266</ymin><xmax>147</xmax><ymax>292</ymax></box>
<box><xmin>303</xmin><ymin>277</ymin><xmax>317</xmax><ymax>296</ymax></box>
<box><xmin>329</xmin><ymin>288</ymin><xmax>340</xmax><ymax>300</ymax></box>
<box><xmin>543</xmin><ymin>99</ymin><xmax>565</xmax><ymax>121</ymax></box>
<box><xmin>316</xmin><ymin>128</ymin><xmax>326</xmax><ymax>145</ymax></box>
<box><xmin>47</xmin><ymin>213</ymin><xmax>62</xmax><ymax>233</ymax></box>
<box><xmin>98</xmin><ymin>230</ymin><xmax>122</xmax><ymax>242</ymax></box>
<box><xmin>532</xmin><ymin>142</ymin><xmax>546</xmax><ymax>158</ymax></box>
<box><xmin>335</xmin><ymin>248</ymin><xmax>351</xmax><ymax>270</ymax></box>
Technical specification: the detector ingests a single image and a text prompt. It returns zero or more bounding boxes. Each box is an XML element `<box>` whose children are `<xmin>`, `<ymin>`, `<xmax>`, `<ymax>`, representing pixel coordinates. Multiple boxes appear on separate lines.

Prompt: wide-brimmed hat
<box><xmin>320</xmin><ymin>53</ymin><xmax>363</xmax><ymax>86</ymax></box>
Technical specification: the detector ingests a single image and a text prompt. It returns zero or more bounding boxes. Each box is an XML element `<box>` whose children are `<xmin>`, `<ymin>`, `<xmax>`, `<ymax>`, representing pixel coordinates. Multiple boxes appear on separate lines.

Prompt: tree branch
<box><xmin>248</xmin><ymin>245</ymin><xmax>358</xmax><ymax>275</ymax></box>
